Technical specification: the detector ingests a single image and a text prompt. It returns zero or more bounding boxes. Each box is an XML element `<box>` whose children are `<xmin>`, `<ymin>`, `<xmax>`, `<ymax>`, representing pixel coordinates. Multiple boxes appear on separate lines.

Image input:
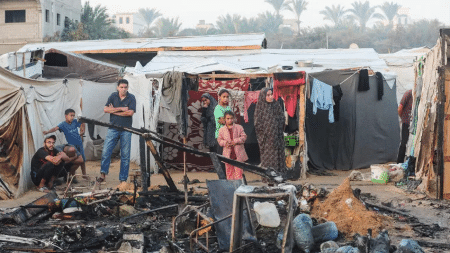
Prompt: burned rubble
<box><xmin>1</xmin><ymin>174</ymin><xmax>448</xmax><ymax>253</ymax></box>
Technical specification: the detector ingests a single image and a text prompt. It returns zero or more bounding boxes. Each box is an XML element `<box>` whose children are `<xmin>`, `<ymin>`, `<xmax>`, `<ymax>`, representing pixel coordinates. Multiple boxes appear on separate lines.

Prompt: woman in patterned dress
<box><xmin>254</xmin><ymin>88</ymin><xmax>286</xmax><ymax>175</ymax></box>
<box><xmin>217</xmin><ymin>111</ymin><xmax>248</xmax><ymax>180</ymax></box>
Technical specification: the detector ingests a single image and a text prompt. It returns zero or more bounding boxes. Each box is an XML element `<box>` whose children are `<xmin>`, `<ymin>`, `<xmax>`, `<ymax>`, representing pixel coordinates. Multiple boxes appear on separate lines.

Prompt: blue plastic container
<box><xmin>292</xmin><ymin>214</ymin><xmax>314</xmax><ymax>253</ymax></box>
<box><xmin>397</xmin><ymin>239</ymin><xmax>424</xmax><ymax>253</ymax></box>
<box><xmin>311</xmin><ymin>221</ymin><xmax>339</xmax><ymax>243</ymax></box>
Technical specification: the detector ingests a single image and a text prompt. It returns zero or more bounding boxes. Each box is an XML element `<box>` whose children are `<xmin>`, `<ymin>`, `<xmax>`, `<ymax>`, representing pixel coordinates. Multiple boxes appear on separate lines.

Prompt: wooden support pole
<box><xmin>139</xmin><ymin>136</ymin><xmax>148</xmax><ymax>192</ymax></box>
<box><xmin>145</xmin><ymin>139</ymin><xmax>178</xmax><ymax>192</ymax></box>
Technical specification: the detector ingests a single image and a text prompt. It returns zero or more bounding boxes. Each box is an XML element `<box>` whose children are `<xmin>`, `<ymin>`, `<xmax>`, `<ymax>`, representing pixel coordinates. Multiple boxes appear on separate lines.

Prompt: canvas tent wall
<box><xmin>305</xmin><ymin>69</ymin><xmax>400</xmax><ymax>171</ymax></box>
<box><xmin>380</xmin><ymin>47</ymin><xmax>430</xmax><ymax>104</ymax></box>
<box><xmin>43</xmin><ymin>48</ymin><xmax>121</xmax><ymax>83</ymax></box>
<box><xmin>0</xmin><ymin>67</ymin><xmax>80</xmax><ymax>199</ymax></box>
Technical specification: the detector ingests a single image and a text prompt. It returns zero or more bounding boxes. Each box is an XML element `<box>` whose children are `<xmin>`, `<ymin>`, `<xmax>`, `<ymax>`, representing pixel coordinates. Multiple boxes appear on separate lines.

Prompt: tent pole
<box><xmin>183</xmin><ymin>137</ymin><xmax>188</xmax><ymax>204</ymax></box>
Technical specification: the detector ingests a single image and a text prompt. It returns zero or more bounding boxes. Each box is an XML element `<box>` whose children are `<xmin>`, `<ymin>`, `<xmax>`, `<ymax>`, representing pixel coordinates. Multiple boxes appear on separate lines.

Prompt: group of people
<box><xmin>201</xmin><ymin>88</ymin><xmax>286</xmax><ymax>180</ymax></box>
<box><xmin>32</xmin><ymin>79</ymin><xmax>135</xmax><ymax>192</ymax></box>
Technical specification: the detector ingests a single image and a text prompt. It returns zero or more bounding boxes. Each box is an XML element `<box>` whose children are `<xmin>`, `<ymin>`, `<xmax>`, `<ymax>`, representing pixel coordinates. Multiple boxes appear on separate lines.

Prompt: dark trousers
<box><xmin>30</xmin><ymin>162</ymin><xmax>65</xmax><ymax>186</ymax></box>
<box><xmin>397</xmin><ymin>123</ymin><xmax>410</xmax><ymax>163</ymax></box>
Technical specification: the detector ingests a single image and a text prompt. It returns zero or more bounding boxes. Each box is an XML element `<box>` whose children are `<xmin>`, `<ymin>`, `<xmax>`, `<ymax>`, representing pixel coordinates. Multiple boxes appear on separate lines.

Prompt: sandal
<box><xmin>96</xmin><ymin>177</ymin><xmax>105</xmax><ymax>183</ymax></box>
<box><xmin>38</xmin><ymin>187</ymin><xmax>49</xmax><ymax>193</ymax></box>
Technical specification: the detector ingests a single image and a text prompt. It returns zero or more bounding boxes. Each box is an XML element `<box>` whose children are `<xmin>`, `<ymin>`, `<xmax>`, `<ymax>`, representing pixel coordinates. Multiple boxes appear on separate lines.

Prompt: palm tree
<box><xmin>81</xmin><ymin>2</ymin><xmax>111</xmax><ymax>40</ymax></box>
<box><xmin>320</xmin><ymin>5</ymin><xmax>349</xmax><ymax>27</ymax></box>
<box><xmin>265</xmin><ymin>0</ymin><xmax>290</xmax><ymax>16</ymax></box>
<box><xmin>349</xmin><ymin>1</ymin><xmax>384</xmax><ymax>31</ymax></box>
<box><xmin>216</xmin><ymin>14</ymin><xmax>242</xmax><ymax>34</ymax></box>
<box><xmin>258</xmin><ymin>11</ymin><xmax>283</xmax><ymax>36</ymax></box>
<box><xmin>153</xmin><ymin>17</ymin><xmax>182</xmax><ymax>37</ymax></box>
<box><xmin>379</xmin><ymin>2</ymin><xmax>401</xmax><ymax>27</ymax></box>
<box><xmin>287</xmin><ymin>0</ymin><xmax>308</xmax><ymax>34</ymax></box>
<box><xmin>138</xmin><ymin>8</ymin><xmax>162</xmax><ymax>32</ymax></box>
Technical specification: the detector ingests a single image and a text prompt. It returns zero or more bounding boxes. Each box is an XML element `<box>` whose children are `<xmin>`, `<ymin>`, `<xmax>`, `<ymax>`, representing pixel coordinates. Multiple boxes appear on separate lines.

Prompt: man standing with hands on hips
<box><xmin>98</xmin><ymin>79</ymin><xmax>136</xmax><ymax>188</ymax></box>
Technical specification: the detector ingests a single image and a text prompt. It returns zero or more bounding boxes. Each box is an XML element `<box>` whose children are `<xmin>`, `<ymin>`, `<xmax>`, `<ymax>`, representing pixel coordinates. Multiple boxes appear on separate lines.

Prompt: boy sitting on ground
<box><xmin>55</xmin><ymin>144</ymin><xmax>86</xmax><ymax>183</ymax></box>
<box><xmin>43</xmin><ymin>109</ymin><xmax>87</xmax><ymax>179</ymax></box>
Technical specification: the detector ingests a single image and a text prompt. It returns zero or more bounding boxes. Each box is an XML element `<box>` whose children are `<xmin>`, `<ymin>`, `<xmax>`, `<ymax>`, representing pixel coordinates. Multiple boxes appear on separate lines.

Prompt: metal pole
<box><xmin>183</xmin><ymin>137</ymin><xmax>188</xmax><ymax>204</ymax></box>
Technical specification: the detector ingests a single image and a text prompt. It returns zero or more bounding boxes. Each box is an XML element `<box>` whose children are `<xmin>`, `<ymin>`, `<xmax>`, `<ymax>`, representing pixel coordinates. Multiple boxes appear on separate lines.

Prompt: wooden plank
<box><xmin>72</xmin><ymin>45</ymin><xmax>261</xmax><ymax>54</ymax></box>
<box><xmin>443</xmin><ymin>67</ymin><xmax>450</xmax><ymax>197</ymax></box>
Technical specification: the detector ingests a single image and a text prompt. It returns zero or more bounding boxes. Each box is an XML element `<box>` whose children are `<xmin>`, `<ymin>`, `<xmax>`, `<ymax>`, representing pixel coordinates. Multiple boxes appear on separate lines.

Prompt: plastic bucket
<box><xmin>371</xmin><ymin>164</ymin><xmax>389</xmax><ymax>184</ymax></box>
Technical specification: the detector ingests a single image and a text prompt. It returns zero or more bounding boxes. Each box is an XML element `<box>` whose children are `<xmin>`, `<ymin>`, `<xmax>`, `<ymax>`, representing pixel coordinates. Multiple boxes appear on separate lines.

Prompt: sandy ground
<box><xmin>1</xmin><ymin>160</ymin><xmax>404</xmax><ymax>208</ymax></box>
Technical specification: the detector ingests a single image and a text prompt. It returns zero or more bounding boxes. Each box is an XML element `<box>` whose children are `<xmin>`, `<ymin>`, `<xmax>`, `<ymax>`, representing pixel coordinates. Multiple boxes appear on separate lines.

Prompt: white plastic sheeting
<box><xmin>16</xmin><ymin>33</ymin><xmax>266</xmax><ymax>53</ymax></box>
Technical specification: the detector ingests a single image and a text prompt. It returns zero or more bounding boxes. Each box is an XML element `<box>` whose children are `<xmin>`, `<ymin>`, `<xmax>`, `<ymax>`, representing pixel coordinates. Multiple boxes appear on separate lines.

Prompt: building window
<box><xmin>64</xmin><ymin>17</ymin><xmax>69</xmax><ymax>28</ymax></box>
<box><xmin>57</xmin><ymin>14</ymin><xmax>60</xmax><ymax>26</ymax></box>
<box><xmin>45</xmin><ymin>9</ymin><xmax>49</xmax><ymax>22</ymax></box>
<box><xmin>119</xmin><ymin>17</ymin><xmax>123</xmax><ymax>24</ymax></box>
<box><xmin>5</xmin><ymin>10</ymin><xmax>26</xmax><ymax>23</ymax></box>
<box><xmin>126</xmin><ymin>17</ymin><xmax>130</xmax><ymax>24</ymax></box>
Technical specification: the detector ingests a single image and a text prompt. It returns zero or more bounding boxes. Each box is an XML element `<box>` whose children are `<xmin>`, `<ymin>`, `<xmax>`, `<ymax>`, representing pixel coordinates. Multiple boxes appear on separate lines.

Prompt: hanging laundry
<box><xmin>198</xmin><ymin>77</ymin><xmax>250</xmax><ymax>92</ymax></box>
<box><xmin>358</xmin><ymin>69</ymin><xmax>370</xmax><ymax>91</ymax></box>
<box><xmin>376</xmin><ymin>72</ymin><xmax>384</xmax><ymax>100</ymax></box>
<box><xmin>273</xmin><ymin>72</ymin><xmax>306</xmax><ymax>117</ymax></box>
<box><xmin>228</xmin><ymin>90</ymin><xmax>246</xmax><ymax>118</ymax></box>
<box><xmin>243</xmin><ymin>90</ymin><xmax>260</xmax><ymax>123</ymax></box>
<box><xmin>333</xmin><ymin>85</ymin><xmax>343</xmax><ymax>122</ymax></box>
<box><xmin>311</xmin><ymin>78</ymin><xmax>334</xmax><ymax>123</ymax></box>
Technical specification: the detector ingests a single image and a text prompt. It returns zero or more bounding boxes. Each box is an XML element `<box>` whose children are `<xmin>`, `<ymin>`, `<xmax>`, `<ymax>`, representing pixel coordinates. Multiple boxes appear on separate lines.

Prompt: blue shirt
<box><xmin>58</xmin><ymin>119</ymin><xmax>83</xmax><ymax>146</ymax></box>
<box><xmin>311</xmin><ymin>78</ymin><xmax>334</xmax><ymax>123</ymax></box>
<box><xmin>105</xmin><ymin>91</ymin><xmax>136</xmax><ymax>128</ymax></box>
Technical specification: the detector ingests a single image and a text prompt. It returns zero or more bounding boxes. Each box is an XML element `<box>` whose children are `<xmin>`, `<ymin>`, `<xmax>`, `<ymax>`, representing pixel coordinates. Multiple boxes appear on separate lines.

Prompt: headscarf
<box><xmin>200</xmin><ymin>93</ymin><xmax>218</xmax><ymax>148</ymax></box>
<box><xmin>254</xmin><ymin>88</ymin><xmax>286</xmax><ymax>173</ymax></box>
<box><xmin>254</xmin><ymin>88</ymin><xmax>284</xmax><ymax>133</ymax></box>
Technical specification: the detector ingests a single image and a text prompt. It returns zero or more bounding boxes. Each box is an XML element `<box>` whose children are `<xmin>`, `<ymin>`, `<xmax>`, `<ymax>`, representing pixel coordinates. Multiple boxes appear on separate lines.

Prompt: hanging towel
<box><xmin>332</xmin><ymin>85</ymin><xmax>343</xmax><ymax>122</ymax></box>
<box><xmin>311</xmin><ymin>78</ymin><xmax>334</xmax><ymax>123</ymax></box>
<box><xmin>358</xmin><ymin>69</ymin><xmax>370</xmax><ymax>91</ymax></box>
<box><xmin>376</xmin><ymin>72</ymin><xmax>384</xmax><ymax>100</ymax></box>
<box><xmin>273</xmin><ymin>72</ymin><xmax>305</xmax><ymax>117</ymax></box>
<box><xmin>243</xmin><ymin>91</ymin><xmax>260</xmax><ymax>123</ymax></box>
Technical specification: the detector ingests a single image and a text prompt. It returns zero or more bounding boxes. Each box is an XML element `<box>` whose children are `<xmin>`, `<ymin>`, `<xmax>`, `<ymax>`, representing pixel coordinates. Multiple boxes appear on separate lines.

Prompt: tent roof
<box><xmin>140</xmin><ymin>48</ymin><xmax>393</xmax><ymax>75</ymax></box>
<box><xmin>17</xmin><ymin>33</ymin><xmax>266</xmax><ymax>54</ymax></box>
<box><xmin>379</xmin><ymin>47</ymin><xmax>430</xmax><ymax>66</ymax></box>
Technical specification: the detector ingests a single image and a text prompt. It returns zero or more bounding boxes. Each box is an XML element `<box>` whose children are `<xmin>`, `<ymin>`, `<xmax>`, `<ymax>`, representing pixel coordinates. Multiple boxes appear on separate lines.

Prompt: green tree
<box><xmin>258</xmin><ymin>11</ymin><xmax>283</xmax><ymax>36</ymax></box>
<box><xmin>153</xmin><ymin>17</ymin><xmax>182</xmax><ymax>37</ymax></box>
<box><xmin>138</xmin><ymin>8</ymin><xmax>162</xmax><ymax>34</ymax></box>
<box><xmin>287</xmin><ymin>0</ymin><xmax>308</xmax><ymax>34</ymax></box>
<box><xmin>320</xmin><ymin>5</ymin><xmax>349</xmax><ymax>27</ymax></box>
<box><xmin>240</xmin><ymin>17</ymin><xmax>260</xmax><ymax>33</ymax></box>
<box><xmin>265</xmin><ymin>0</ymin><xmax>289</xmax><ymax>16</ymax></box>
<box><xmin>379</xmin><ymin>2</ymin><xmax>401</xmax><ymax>28</ymax></box>
<box><xmin>61</xmin><ymin>2</ymin><xmax>129</xmax><ymax>41</ymax></box>
<box><xmin>216</xmin><ymin>14</ymin><xmax>242</xmax><ymax>34</ymax></box>
<box><xmin>349</xmin><ymin>1</ymin><xmax>384</xmax><ymax>31</ymax></box>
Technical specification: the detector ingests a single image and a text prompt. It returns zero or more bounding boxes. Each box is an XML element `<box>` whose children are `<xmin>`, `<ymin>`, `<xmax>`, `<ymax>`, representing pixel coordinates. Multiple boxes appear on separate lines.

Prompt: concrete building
<box><xmin>195</xmin><ymin>20</ymin><xmax>214</xmax><ymax>31</ymax></box>
<box><xmin>0</xmin><ymin>0</ymin><xmax>81</xmax><ymax>54</ymax></box>
<box><xmin>112</xmin><ymin>12</ymin><xmax>146</xmax><ymax>35</ymax></box>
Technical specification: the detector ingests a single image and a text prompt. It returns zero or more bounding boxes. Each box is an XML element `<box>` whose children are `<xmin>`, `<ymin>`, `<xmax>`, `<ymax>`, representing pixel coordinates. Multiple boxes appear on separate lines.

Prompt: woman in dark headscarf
<box><xmin>201</xmin><ymin>93</ymin><xmax>218</xmax><ymax>152</ymax></box>
<box><xmin>254</xmin><ymin>88</ymin><xmax>286</xmax><ymax>174</ymax></box>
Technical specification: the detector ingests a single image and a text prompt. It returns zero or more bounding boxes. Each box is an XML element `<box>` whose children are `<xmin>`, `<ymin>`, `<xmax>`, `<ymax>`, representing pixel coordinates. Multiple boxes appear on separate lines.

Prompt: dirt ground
<box><xmin>1</xmin><ymin>160</ymin><xmax>449</xmax><ymax>251</ymax></box>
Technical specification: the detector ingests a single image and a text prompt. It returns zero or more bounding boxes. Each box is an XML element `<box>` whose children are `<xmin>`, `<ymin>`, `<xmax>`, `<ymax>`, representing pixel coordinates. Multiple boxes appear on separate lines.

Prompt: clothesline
<box><xmin>308</xmin><ymin>66</ymin><xmax>377</xmax><ymax>86</ymax></box>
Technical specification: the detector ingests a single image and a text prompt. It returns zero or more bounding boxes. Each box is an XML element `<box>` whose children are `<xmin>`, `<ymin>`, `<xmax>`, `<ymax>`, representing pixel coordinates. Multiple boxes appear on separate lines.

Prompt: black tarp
<box><xmin>305</xmin><ymin>69</ymin><xmax>399</xmax><ymax>171</ymax></box>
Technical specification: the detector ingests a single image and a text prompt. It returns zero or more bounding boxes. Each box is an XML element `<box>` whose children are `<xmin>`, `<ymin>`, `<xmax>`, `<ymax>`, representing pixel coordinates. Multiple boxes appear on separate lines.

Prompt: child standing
<box><xmin>43</xmin><ymin>109</ymin><xmax>87</xmax><ymax>180</ymax></box>
<box><xmin>217</xmin><ymin>111</ymin><xmax>248</xmax><ymax>180</ymax></box>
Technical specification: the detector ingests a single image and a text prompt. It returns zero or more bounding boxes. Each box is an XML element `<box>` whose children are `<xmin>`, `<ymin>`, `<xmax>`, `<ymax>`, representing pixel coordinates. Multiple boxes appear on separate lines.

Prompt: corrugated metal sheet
<box><xmin>17</xmin><ymin>33</ymin><xmax>266</xmax><ymax>54</ymax></box>
<box><xmin>141</xmin><ymin>48</ymin><xmax>393</xmax><ymax>74</ymax></box>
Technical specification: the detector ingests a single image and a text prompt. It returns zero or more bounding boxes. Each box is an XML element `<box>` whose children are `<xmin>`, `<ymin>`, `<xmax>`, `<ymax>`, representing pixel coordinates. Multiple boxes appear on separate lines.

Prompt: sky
<box><xmin>82</xmin><ymin>0</ymin><xmax>450</xmax><ymax>29</ymax></box>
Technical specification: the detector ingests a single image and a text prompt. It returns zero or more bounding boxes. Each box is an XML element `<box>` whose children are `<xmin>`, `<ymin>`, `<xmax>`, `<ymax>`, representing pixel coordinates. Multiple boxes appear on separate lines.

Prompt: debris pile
<box><xmin>311</xmin><ymin>178</ymin><xmax>385</xmax><ymax>238</ymax></box>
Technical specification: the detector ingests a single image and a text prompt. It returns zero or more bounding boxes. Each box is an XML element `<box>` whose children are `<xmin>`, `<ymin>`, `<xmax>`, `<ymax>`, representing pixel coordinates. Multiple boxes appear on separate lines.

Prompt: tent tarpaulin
<box><xmin>305</xmin><ymin>69</ymin><xmax>399</xmax><ymax>171</ymax></box>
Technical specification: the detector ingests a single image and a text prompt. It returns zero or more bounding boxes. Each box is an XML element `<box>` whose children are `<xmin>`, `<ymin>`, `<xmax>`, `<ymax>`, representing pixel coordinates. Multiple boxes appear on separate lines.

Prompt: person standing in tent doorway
<box><xmin>201</xmin><ymin>93</ymin><xmax>218</xmax><ymax>152</ymax></box>
<box><xmin>43</xmin><ymin>108</ymin><xmax>87</xmax><ymax>182</ymax></box>
<box><xmin>218</xmin><ymin>111</ymin><xmax>248</xmax><ymax>180</ymax></box>
<box><xmin>214</xmin><ymin>89</ymin><xmax>231</xmax><ymax>139</ymax></box>
<box><xmin>98</xmin><ymin>79</ymin><xmax>136</xmax><ymax>188</ymax></box>
<box><xmin>397</xmin><ymin>89</ymin><xmax>413</xmax><ymax>163</ymax></box>
<box><xmin>254</xmin><ymin>88</ymin><xmax>286</xmax><ymax>182</ymax></box>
